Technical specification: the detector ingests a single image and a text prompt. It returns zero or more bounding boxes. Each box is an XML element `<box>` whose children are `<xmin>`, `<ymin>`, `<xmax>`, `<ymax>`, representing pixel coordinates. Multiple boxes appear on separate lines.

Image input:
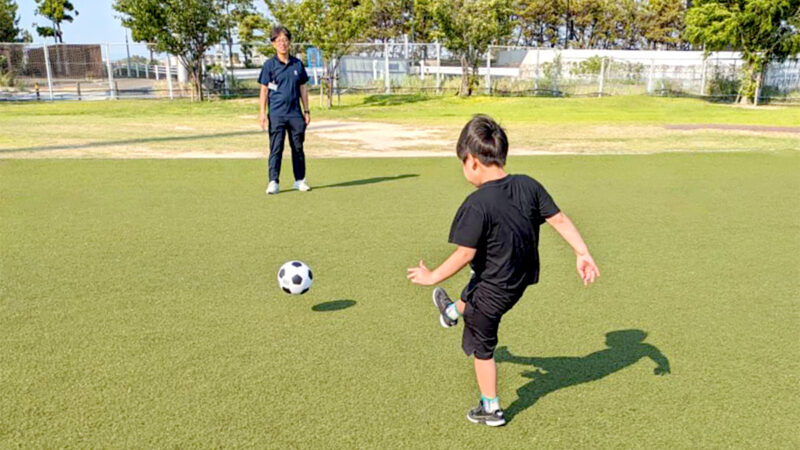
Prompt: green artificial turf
<box><xmin>2</xmin><ymin>152</ymin><xmax>798</xmax><ymax>447</ymax></box>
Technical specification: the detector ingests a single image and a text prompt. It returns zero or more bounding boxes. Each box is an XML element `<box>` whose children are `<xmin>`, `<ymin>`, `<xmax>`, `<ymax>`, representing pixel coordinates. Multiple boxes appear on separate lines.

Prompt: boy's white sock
<box><xmin>445</xmin><ymin>303</ymin><xmax>460</xmax><ymax>320</ymax></box>
<box><xmin>481</xmin><ymin>395</ymin><xmax>500</xmax><ymax>413</ymax></box>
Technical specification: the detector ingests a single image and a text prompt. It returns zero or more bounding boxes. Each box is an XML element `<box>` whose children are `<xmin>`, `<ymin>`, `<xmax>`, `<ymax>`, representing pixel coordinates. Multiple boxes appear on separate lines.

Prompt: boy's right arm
<box><xmin>545</xmin><ymin>212</ymin><xmax>600</xmax><ymax>286</ymax></box>
<box><xmin>258</xmin><ymin>84</ymin><xmax>268</xmax><ymax>131</ymax></box>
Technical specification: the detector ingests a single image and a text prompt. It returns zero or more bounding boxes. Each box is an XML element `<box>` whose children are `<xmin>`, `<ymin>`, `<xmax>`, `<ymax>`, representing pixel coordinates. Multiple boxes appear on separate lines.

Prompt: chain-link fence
<box><xmin>1</xmin><ymin>42</ymin><xmax>798</xmax><ymax>103</ymax></box>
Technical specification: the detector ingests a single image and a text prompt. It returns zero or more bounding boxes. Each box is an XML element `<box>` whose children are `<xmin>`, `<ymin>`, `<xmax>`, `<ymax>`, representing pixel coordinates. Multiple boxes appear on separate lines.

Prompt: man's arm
<box><xmin>407</xmin><ymin>245</ymin><xmax>476</xmax><ymax>286</ymax></box>
<box><xmin>300</xmin><ymin>84</ymin><xmax>310</xmax><ymax>125</ymax></box>
<box><xmin>259</xmin><ymin>84</ymin><xmax>268</xmax><ymax>131</ymax></box>
<box><xmin>545</xmin><ymin>211</ymin><xmax>600</xmax><ymax>285</ymax></box>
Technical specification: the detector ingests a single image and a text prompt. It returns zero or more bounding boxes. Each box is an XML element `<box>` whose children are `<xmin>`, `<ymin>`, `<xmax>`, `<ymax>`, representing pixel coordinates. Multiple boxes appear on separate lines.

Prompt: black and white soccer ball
<box><xmin>277</xmin><ymin>260</ymin><xmax>313</xmax><ymax>295</ymax></box>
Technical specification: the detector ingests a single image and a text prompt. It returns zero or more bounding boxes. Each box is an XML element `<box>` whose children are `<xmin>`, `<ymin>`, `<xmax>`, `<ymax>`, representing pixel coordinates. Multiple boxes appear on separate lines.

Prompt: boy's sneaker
<box><xmin>293</xmin><ymin>179</ymin><xmax>311</xmax><ymax>192</ymax></box>
<box><xmin>467</xmin><ymin>402</ymin><xmax>507</xmax><ymax>427</ymax></box>
<box><xmin>432</xmin><ymin>287</ymin><xmax>457</xmax><ymax>328</ymax></box>
<box><xmin>266</xmin><ymin>181</ymin><xmax>279</xmax><ymax>195</ymax></box>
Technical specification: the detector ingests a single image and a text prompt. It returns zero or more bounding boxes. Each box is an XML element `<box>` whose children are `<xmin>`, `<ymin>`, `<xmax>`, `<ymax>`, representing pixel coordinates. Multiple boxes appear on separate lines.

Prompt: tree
<box><xmin>218</xmin><ymin>0</ymin><xmax>255</xmax><ymax>69</ymax></box>
<box><xmin>1</xmin><ymin>0</ymin><xmax>24</xmax><ymax>42</ymax></box>
<box><xmin>642</xmin><ymin>0</ymin><xmax>686</xmax><ymax>49</ymax></box>
<box><xmin>267</xmin><ymin>0</ymin><xmax>372</xmax><ymax>108</ymax></box>
<box><xmin>237</xmin><ymin>12</ymin><xmax>272</xmax><ymax>66</ymax></box>
<box><xmin>114</xmin><ymin>0</ymin><xmax>225</xmax><ymax>101</ymax></box>
<box><xmin>514</xmin><ymin>0</ymin><xmax>561</xmax><ymax>47</ymax></box>
<box><xmin>686</xmin><ymin>0</ymin><xmax>800</xmax><ymax>104</ymax></box>
<box><xmin>430</xmin><ymin>0</ymin><xmax>514</xmax><ymax>96</ymax></box>
<box><xmin>369</xmin><ymin>0</ymin><xmax>414</xmax><ymax>42</ymax></box>
<box><xmin>33</xmin><ymin>0</ymin><xmax>78</xmax><ymax>43</ymax></box>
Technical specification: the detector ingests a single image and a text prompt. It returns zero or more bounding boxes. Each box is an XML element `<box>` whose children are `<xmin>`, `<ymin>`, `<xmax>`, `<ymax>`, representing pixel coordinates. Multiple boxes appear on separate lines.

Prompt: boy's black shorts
<box><xmin>461</xmin><ymin>301</ymin><xmax>502</xmax><ymax>360</ymax></box>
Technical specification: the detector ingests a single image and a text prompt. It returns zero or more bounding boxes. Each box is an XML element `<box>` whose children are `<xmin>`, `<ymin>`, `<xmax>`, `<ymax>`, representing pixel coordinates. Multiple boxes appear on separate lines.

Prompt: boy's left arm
<box><xmin>545</xmin><ymin>212</ymin><xmax>601</xmax><ymax>286</ymax></box>
<box><xmin>407</xmin><ymin>246</ymin><xmax>476</xmax><ymax>286</ymax></box>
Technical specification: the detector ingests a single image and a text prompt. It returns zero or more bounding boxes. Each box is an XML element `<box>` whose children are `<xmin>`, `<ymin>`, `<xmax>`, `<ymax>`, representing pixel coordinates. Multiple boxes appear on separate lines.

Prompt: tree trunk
<box><xmin>738</xmin><ymin>60</ymin><xmax>761</xmax><ymax>105</ymax></box>
<box><xmin>326</xmin><ymin>59</ymin><xmax>337</xmax><ymax>109</ymax></box>
<box><xmin>189</xmin><ymin>60</ymin><xmax>205</xmax><ymax>102</ymax></box>
<box><xmin>459</xmin><ymin>55</ymin><xmax>471</xmax><ymax>96</ymax></box>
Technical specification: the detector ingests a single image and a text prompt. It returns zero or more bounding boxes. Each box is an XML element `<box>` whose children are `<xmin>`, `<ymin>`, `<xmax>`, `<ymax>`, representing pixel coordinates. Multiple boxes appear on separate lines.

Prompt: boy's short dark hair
<box><xmin>456</xmin><ymin>115</ymin><xmax>508</xmax><ymax>166</ymax></box>
<box><xmin>270</xmin><ymin>25</ymin><xmax>291</xmax><ymax>42</ymax></box>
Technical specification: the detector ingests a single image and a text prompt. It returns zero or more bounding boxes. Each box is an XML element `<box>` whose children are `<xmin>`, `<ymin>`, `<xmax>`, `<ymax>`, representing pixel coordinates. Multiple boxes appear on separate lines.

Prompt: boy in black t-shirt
<box><xmin>407</xmin><ymin>115</ymin><xmax>600</xmax><ymax>427</ymax></box>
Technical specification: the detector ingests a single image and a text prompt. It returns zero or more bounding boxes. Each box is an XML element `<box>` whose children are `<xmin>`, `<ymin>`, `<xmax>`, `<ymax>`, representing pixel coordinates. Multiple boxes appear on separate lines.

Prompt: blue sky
<box><xmin>17</xmin><ymin>0</ymin><xmax>270</xmax><ymax>45</ymax></box>
<box><xmin>19</xmin><ymin>0</ymin><xmax>129</xmax><ymax>44</ymax></box>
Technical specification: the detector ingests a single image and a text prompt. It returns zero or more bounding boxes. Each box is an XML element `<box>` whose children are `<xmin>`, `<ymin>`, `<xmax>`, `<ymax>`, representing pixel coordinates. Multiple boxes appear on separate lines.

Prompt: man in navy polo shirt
<box><xmin>258</xmin><ymin>25</ymin><xmax>311</xmax><ymax>195</ymax></box>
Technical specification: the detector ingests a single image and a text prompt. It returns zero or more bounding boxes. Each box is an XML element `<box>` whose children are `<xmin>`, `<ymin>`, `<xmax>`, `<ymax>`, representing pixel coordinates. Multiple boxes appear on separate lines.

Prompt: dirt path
<box><xmin>2</xmin><ymin>119</ymin><xmax>797</xmax><ymax>159</ymax></box>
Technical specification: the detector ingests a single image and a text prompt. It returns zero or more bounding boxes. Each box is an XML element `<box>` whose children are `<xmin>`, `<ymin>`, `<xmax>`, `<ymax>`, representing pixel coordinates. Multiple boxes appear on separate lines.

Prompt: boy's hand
<box><xmin>407</xmin><ymin>260</ymin><xmax>436</xmax><ymax>285</ymax></box>
<box><xmin>576</xmin><ymin>253</ymin><xmax>600</xmax><ymax>286</ymax></box>
<box><xmin>259</xmin><ymin>113</ymin><xmax>267</xmax><ymax>131</ymax></box>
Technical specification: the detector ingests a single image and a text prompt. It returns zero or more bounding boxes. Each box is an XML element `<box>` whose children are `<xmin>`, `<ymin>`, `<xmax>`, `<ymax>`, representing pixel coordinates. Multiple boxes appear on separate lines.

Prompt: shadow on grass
<box><xmin>0</xmin><ymin>130</ymin><xmax>264</xmax><ymax>154</ymax></box>
<box><xmin>361</xmin><ymin>94</ymin><xmax>432</xmax><ymax>107</ymax></box>
<box><xmin>312</xmin><ymin>299</ymin><xmax>356</xmax><ymax>312</ymax></box>
<box><xmin>314</xmin><ymin>174</ymin><xmax>418</xmax><ymax>190</ymax></box>
<box><xmin>496</xmin><ymin>329</ymin><xmax>670</xmax><ymax>422</ymax></box>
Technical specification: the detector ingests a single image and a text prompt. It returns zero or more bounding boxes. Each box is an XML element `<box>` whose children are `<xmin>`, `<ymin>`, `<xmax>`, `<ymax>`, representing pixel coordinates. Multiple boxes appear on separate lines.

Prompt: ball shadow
<box><xmin>312</xmin><ymin>299</ymin><xmax>357</xmax><ymax>312</ymax></box>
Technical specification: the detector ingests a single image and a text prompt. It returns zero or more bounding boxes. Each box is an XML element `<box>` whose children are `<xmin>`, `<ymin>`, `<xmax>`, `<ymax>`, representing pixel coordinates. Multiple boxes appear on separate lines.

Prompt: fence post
<box><xmin>77</xmin><ymin>82</ymin><xmax>81</xmax><ymax>100</ymax></box>
<box><xmin>700</xmin><ymin>57</ymin><xmax>707</xmax><ymax>96</ymax></box>
<box><xmin>105</xmin><ymin>43</ymin><xmax>115</xmax><ymax>100</ymax></box>
<box><xmin>372</xmin><ymin>59</ymin><xmax>377</xmax><ymax>81</ymax></box>
<box><xmin>166</xmin><ymin>56</ymin><xmax>174</xmax><ymax>99</ymax></box>
<box><xmin>420</xmin><ymin>58</ymin><xmax>425</xmax><ymax>81</ymax></box>
<box><xmin>598</xmin><ymin>57</ymin><xmax>605</xmax><ymax>97</ymax></box>
<box><xmin>436</xmin><ymin>42</ymin><xmax>441</xmax><ymax>94</ymax></box>
<box><xmin>485</xmin><ymin>48</ymin><xmax>491</xmax><ymax>95</ymax></box>
<box><xmin>754</xmin><ymin>65</ymin><xmax>762</xmax><ymax>106</ymax></box>
<box><xmin>647</xmin><ymin>59</ymin><xmax>655</xmax><ymax>94</ymax></box>
<box><xmin>42</xmin><ymin>43</ymin><xmax>54</xmax><ymax>100</ymax></box>
<box><xmin>145</xmin><ymin>63</ymin><xmax>149</xmax><ymax>79</ymax></box>
<box><xmin>553</xmin><ymin>54</ymin><xmax>559</xmax><ymax>96</ymax></box>
<box><xmin>533</xmin><ymin>47</ymin><xmax>540</xmax><ymax>95</ymax></box>
<box><xmin>384</xmin><ymin>42</ymin><xmax>390</xmax><ymax>94</ymax></box>
<box><xmin>155</xmin><ymin>64</ymin><xmax>160</xmax><ymax>80</ymax></box>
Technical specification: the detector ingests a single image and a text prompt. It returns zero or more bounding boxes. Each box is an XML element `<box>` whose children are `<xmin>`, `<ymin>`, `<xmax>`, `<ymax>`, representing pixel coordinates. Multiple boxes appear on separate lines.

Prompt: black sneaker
<box><xmin>432</xmin><ymin>287</ymin><xmax>457</xmax><ymax>328</ymax></box>
<box><xmin>467</xmin><ymin>402</ymin><xmax>507</xmax><ymax>427</ymax></box>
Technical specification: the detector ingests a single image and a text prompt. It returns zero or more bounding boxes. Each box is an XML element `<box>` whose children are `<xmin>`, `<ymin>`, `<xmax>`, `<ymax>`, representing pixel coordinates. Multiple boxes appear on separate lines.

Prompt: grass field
<box><xmin>2</xmin><ymin>149</ymin><xmax>799</xmax><ymax>446</ymax></box>
<box><xmin>2</xmin><ymin>96</ymin><xmax>799</xmax><ymax>157</ymax></box>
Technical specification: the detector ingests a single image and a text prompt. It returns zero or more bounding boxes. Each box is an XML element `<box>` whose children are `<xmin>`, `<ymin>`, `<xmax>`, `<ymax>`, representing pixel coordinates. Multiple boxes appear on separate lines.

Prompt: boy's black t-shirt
<box><xmin>448</xmin><ymin>174</ymin><xmax>560</xmax><ymax>318</ymax></box>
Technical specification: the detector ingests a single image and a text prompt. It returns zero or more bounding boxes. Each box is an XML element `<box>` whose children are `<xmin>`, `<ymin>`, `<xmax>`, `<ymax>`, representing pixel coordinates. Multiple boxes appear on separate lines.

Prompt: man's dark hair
<box><xmin>456</xmin><ymin>115</ymin><xmax>508</xmax><ymax>166</ymax></box>
<box><xmin>270</xmin><ymin>25</ymin><xmax>291</xmax><ymax>42</ymax></box>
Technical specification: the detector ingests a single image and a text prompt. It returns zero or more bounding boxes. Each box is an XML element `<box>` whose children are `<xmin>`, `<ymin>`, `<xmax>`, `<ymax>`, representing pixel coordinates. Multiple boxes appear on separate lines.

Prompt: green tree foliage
<box><xmin>513</xmin><ymin>0</ymin><xmax>686</xmax><ymax>49</ymax></box>
<box><xmin>367</xmin><ymin>0</ymin><xmax>436</xmax><ymax>43</ymax></box>
<box><xmin>114</xmin><ymin>0</ymin><xmax>224</xmax><ymax>101</ymax></box>
<box><xmin>33</xmin><ymin>0</ymin><xmax>78</xmax><ymax>43</ymax></box>
<box><xmin>514</xmin><ymin>0</ymin><xmax>561</xmax><ymax>47</ymax></box>
<box><xmin>0</xmin><ymin>0</ymin><xmax>24</xmax><ymax>42</ymax></box>
<box><xmin>267</xmin><ymin>0</ymin><xmax>372</xmax><ymax>108</ymax></box>
<box><xmin>218</xmin><ymin>0</ymin><xmax>256</xmax><ymax>68</ymax></box>
<box><xmin>429</xmin><ymin>0</ymin><xmax>514</xmax><ymax>96</ymax></box>
<box><xmin>237</xmin><ymin>12</ymin><xmax>272</xmax><ymax>66</ymax></box>
<box><xmin>686</xmin><ymin>0</ymin><xmax>800</xmax><ymax>104</ymax></box>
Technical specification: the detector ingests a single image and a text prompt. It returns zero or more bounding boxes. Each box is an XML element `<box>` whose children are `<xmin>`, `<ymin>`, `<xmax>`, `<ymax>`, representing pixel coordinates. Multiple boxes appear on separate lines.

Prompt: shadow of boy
<box><xmin>495</xmin><ymin>329</ymin><xmax>670</xmax><ymax>420</ymax></box>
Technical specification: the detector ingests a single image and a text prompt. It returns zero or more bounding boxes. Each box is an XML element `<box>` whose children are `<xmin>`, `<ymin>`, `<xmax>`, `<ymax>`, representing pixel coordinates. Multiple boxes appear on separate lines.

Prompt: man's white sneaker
<box><xmin>266</xmin><ymin>181</ymin><xmax>279</xmax><ymax>195</ymax></box>
<box><xmin>294</xmin><ymin>179</ymin><xmax>311</xmax><ymax>192</ymax></box>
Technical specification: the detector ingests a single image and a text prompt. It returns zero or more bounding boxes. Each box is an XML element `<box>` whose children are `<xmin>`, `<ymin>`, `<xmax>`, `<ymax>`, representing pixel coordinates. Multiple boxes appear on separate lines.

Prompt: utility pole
<box><xmin>125</xmin><ymin>30</ymin><xmax>132</xmax><ymax>77</ymax></box>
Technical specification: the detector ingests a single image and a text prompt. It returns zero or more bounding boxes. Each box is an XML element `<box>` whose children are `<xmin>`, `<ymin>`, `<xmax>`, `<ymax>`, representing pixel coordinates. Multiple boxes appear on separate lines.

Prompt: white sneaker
<box><xmin>293</xmin><ymin>179</ymin><xmax>311</xmax><ymax>192</ymax></box>
<box><xmin>266</xmin><ymin>180</ymin><xmax>279</xmax><ymax>195</ymax></box>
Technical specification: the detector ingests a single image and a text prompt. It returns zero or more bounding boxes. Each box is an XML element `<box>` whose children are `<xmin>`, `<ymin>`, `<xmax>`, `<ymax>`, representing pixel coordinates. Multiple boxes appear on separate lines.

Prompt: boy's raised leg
<box><xmin>432</xmin><ymin>287</ymin><xmax>460</xmax><ymax>328</ymax></box>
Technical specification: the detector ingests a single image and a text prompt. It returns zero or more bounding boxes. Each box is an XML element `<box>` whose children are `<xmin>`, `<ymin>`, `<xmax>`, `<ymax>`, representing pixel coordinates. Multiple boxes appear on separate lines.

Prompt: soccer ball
<box><xmin>277</xmin><ymin>260</ymin><xmax>313</xmax><ymax>295</ymax></box>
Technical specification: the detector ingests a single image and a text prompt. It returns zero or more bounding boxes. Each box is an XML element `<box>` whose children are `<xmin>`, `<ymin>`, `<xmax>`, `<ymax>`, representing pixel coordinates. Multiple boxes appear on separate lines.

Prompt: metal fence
<box><xmin>1</xmin><ymin>41</ymin><xmax>798</xmax><ymax>103</ymax></box>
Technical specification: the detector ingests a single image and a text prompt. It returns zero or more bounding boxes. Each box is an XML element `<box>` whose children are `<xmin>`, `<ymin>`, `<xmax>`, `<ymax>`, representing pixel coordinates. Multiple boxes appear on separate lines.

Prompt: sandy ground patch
<box><xmin>1</xmin><ymin>119</ymin><xmax>797</xmax><ymax>159</ymax></box>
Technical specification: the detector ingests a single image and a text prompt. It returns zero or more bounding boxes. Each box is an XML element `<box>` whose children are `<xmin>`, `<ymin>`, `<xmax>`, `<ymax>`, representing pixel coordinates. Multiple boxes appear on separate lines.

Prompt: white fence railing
<box><xmin>1</xmin><ymin>42</ymin><xmax>798</xmax><ymax>102</ymax></box>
